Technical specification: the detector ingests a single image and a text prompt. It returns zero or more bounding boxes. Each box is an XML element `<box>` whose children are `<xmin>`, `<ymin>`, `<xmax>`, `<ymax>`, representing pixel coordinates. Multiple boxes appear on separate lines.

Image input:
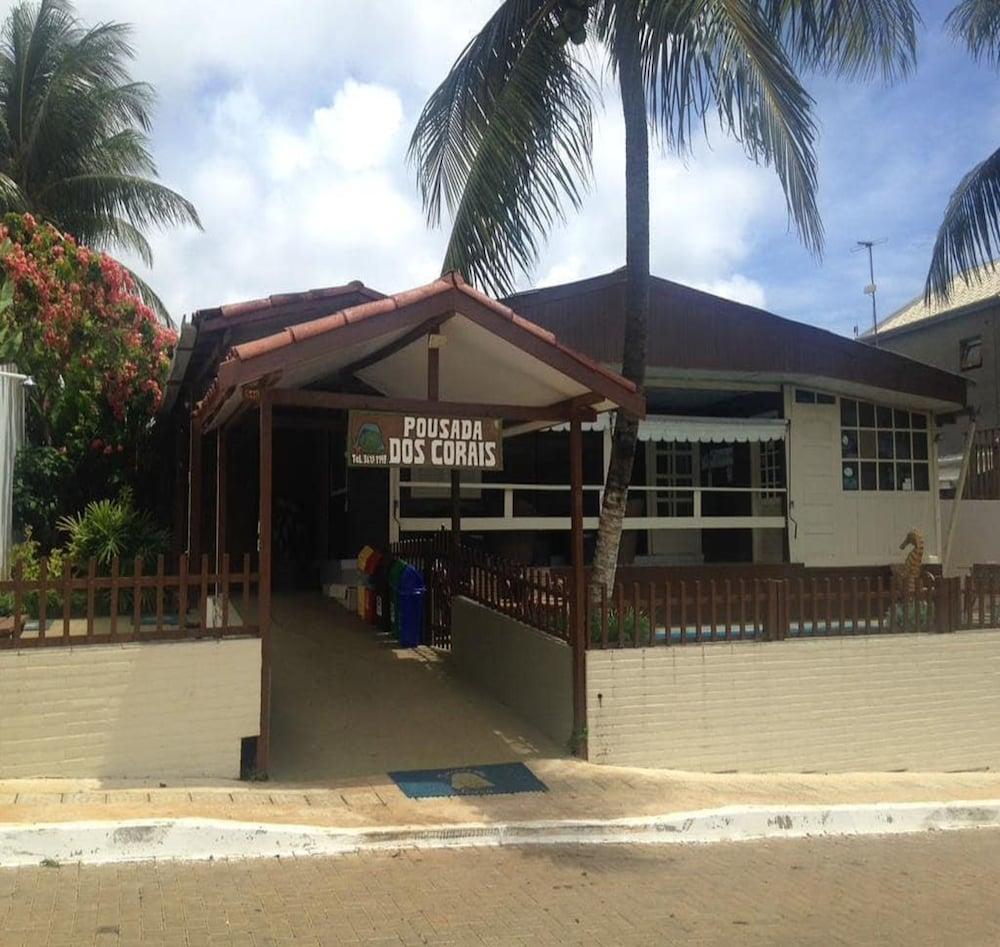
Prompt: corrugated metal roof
<box><xmin>870</xmin><ymin>262</ymin><xmax>1000</xmax><ymax>338</ymax></box>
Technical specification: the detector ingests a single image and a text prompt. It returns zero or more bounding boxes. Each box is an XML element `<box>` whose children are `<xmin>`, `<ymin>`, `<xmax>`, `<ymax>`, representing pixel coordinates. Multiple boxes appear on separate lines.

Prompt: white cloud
<box><xmin>86</xmin><ymin>2</ymin><xmax>799</xmax><ymax>322</ymax></box>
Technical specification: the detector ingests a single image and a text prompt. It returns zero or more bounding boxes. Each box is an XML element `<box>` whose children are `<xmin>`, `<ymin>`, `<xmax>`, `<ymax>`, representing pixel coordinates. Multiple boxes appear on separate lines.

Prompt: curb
<box><xmin>1</xmin><ymin>800</ymin><xmax>999</xmax><ymax>868</ymax></box>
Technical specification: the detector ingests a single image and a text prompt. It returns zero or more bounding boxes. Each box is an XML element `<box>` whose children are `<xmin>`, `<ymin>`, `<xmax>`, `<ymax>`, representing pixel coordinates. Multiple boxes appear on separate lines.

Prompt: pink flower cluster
<box><xmin>0</xmin><ymin>213</ymin><xmax>176</xmax><ymax>464</ymax></box>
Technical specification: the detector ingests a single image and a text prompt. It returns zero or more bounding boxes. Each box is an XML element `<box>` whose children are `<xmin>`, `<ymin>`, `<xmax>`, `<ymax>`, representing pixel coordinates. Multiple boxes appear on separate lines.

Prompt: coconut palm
<box><xmin>0</xmin><ymin>0</ymin><xmax>200</xmax><ymax>318</ymax></box>
<box><xmin>411</xmin><ymin>0</ymin><xmax>919</xmax><ymax>594</ymax></box>
<box><xmin>926</xmin><ymin>0</ymin><xmax>1000</xmax><ymax>300</ymax></box>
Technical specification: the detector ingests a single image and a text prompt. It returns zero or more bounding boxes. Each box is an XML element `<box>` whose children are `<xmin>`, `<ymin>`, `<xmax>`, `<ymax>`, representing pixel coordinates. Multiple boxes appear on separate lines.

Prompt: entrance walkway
<box><xmin>268</xmin><ymin>593</ymin><xmax>563</xmax><ymax>783</ymax></box>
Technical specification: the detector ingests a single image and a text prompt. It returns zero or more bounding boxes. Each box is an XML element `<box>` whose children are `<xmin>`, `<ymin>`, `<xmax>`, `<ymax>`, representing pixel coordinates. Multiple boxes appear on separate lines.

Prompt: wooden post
<box><xmin>450</xmin><ymin>470</ymin><xmax>461</xmax><ymax>552</ymax></box>
<box><xmin>317</xmin><ymin>428</ymin><xmax>330</xmax><ymax>565</ymax></box>
<box><xmin>216</xmin><ymin>425</ymin><xmax>228</xmax><ymax>586</ymax></box>
<box><xmin>569</xmin><ymin>413</ymin><xmax>586</xmax><ymax>752</ymax></box>
<box><xmin>188</xmin><ymin>415</ymin><xmax>203</xmax><ymax>560</ymax></box>
<box><xmin>173</xmin><ymin>416</ymin><xmax>188</xmax><ymax>557</ymax></box>
<box><xmin>427</xmin><ymin>341</ymin><xmax>461</xmax><ymax>559</ymax></box>
<box><xmin>943</xmin><ymin>419</ymin><xmax>977</xmax><ymax>576</ymax></box>
<box><xmin>257</xmin><ymin>393</ymin><xmax>273</xmax><ymax>773</ymax></box>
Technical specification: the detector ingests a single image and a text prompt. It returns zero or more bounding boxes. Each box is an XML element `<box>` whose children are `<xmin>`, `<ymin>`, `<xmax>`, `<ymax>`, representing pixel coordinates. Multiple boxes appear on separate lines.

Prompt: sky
<box><xmin>77</xmin><ymin>0</ymin><xmax>998</xmax><ymax>337</ymax></box>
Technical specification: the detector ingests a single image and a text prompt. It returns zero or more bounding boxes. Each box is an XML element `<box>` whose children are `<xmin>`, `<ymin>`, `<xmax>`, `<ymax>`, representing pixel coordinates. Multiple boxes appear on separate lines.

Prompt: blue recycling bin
<box><xmin>397</xmin><ymin>564</ymin><xmax>426</xmax><ymax>648</ymax></box>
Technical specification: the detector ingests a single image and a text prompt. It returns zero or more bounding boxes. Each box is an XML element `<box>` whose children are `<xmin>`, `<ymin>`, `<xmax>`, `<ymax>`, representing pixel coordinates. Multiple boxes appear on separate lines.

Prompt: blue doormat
<box><xmin>389</xmin><ymin>762</ymin><xmax>547</xmax><ymax>799</ymax></box>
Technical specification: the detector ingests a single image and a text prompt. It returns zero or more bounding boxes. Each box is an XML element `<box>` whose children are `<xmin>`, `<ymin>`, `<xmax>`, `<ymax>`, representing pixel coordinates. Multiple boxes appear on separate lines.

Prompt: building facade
<box><xmin>163</xmin><ymin>269</ymin><xmax>967</xmax><ymax>578</ymax></box>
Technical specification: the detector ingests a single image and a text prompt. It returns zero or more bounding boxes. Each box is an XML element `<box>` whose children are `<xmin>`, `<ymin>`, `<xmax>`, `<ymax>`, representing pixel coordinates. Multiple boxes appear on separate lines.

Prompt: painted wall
<box><xmin>941</xmin><ymin>499</ymin><xmax>1000</xmax><ymax>576</ymax></box>
<box><xmin>786</xmin><ymin>389</ymin><xmax>940</xmax><ymax>566</ymax></box>
<box><xmin>450</xmin><ymin>597</ymin><xmax>573</xmax><ymax>746</ymax></box>
<box><xmin>876</xmin><ymin>307</ymin><xmax>998</xmax><ymax>458</ymax></box>
<box><xmin>586</xmin><ymin>631</ymin><xmax>1000</xmax><ymax>772</ymax></box>
<box><xmin>0</xmin><ymin>637</ymin><xmax>261</xmax><ymax>779</ymax></box>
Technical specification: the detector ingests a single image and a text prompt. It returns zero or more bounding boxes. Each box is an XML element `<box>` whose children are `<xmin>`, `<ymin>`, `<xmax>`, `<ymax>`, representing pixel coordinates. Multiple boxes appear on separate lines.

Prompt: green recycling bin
<box><xmin>388</xmin><ymin>559</ymin><xmax>409</xmax><ymax>639</ymax></box>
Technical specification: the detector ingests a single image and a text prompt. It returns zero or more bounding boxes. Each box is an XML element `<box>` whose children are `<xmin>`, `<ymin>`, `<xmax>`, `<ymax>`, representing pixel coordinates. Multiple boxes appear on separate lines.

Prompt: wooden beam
<box><xmin>943</xmin><ymin>418</ymin><xmax>977</xmax><ymax>576</ymax></box>
<box><xmin>427</xmin><ymin>345</ymin><xmax>440</xmax><ymax>401</ymax></box>
<box><xmin>266</xmin><ymin>388</ymin><xmax>597</xmax><ymax>422</ymax></box>
<box><xmin>257</xmin><ymin>394</ymin><xmax>273</xmax><ymax>774</ymax></box>
<box><xmin>457</xmin><ymin>300</ymin><xmax>646</xmax><ymax>418</ymax></box>
<box><xmin>569</xmin><ymin>413</ymin><xmax>586</xmax><ymax>754</ymax></box>
<box><xmin>216</xmin><ymin>293</ymin><xmax>461</xmax><ymax>395</ymax></box>
<box><xmin>337</xmin><ymin>316</ymin><xmax>446</xmax><ymax>384</ymax></box>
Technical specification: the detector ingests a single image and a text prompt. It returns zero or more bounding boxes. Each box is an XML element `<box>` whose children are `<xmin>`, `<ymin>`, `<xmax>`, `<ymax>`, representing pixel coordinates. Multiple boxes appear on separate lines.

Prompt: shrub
<box><xmin>0</xmin><ymin>213</ymin><xmax>175</xmax><ymax>547</ymax></box>
<box><xmin>589</xmin><ymin>606</ymin><xmax>653</xmax><ymax>645</ymax></box>
<box><xmin>0</xmin><ymin>530</ymin><xmax>68</xmax><ymax>619</ymax></box>
<box><xmin>11</xmin><ymin>445</ymin><xmax>74</xmax><ymax>549</ymax></box>
<box><xmin>58</xmin><ymin>488</ymin><xmax>169</xmax><ymax>574</ymax></box>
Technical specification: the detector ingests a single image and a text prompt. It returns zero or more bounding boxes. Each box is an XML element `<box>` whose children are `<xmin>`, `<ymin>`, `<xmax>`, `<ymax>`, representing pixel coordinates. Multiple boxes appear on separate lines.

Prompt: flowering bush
<box><xmin>0</xmin><ymin>213</ymin><xmax>176</xmax><ymax>545</ymax></box>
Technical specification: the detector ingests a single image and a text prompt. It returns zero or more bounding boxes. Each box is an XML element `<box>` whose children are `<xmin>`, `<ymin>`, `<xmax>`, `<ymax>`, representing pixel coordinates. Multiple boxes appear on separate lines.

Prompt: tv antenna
<box><xmin>853</xmin><ymin>239</ymin><xmax>886</xmax><ymax>345</ymax></box>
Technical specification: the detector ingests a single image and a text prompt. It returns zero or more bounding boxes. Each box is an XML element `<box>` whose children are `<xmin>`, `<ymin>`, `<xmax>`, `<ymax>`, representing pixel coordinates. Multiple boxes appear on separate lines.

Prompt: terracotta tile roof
<box><xmin>191</xmin><ymin>280</ymin><xmax>385</xmax><ymax>327</ymax></box>
<box><xmin>196</xmin><ymin>272</ymin><xmax>639</xmax><ymax>425</ymax></box>
<box><xmin>870</xmin><ymin>262</ymin><xmax>1000</xmax><ymax>337</ymax></box>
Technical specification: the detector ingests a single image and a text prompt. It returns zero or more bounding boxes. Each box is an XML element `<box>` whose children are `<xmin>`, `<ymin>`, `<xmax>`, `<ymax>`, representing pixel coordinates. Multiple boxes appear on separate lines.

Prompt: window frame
<box><xmin>840</xmin><ymin>397</ymin><xmax>930</xmax><ymax>494</ymax></box>
<box><xmin>959</xmin><ymin>335</ymin><xmax>983</xmax><ymax>372</ymax></box>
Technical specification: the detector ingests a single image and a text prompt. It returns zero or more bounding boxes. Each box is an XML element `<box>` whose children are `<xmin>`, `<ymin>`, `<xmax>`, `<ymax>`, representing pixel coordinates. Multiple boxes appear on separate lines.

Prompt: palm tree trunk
<box><xmin>589</xmin><ymin>5</ymin><xmax>649</xmax><ymax>598</ymax></box>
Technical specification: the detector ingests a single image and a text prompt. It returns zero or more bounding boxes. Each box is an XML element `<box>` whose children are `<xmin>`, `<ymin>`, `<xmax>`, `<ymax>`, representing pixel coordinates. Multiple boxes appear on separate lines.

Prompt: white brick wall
<box><xmin>0</xmin><ymin>637</ymin><xmax>261</xmax><ymax>779</ymax></box>
<box><xmin>587</xmin><ymin>631</ymin><xmax>1000</xmax><ymax>772</ymax></box>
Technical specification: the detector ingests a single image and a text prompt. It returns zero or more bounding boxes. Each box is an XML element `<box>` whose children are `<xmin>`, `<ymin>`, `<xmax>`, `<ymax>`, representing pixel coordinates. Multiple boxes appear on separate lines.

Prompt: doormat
<box><xmin>388</xmin><ymin>762</ymin><xmax>547</xmax><ymax>799</ymax></box>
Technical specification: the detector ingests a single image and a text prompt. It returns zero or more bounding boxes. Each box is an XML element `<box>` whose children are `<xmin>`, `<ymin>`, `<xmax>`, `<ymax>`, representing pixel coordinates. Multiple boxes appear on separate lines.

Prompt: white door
<box><xmin>787</xmin><ymin>394</ymin><xmax>839</xmax><ymax>564</ymax></box>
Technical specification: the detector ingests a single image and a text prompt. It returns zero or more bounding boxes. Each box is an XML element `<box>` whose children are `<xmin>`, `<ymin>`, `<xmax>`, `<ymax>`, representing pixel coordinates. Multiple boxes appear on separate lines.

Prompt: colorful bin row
<box><xmin>355</xmin><ymin>546</ymin><xmax>425</xmax><ymax>648</ymax></box>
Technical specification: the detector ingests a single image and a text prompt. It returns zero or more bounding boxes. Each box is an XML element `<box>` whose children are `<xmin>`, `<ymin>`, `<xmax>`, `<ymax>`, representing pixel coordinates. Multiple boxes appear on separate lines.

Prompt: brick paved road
<box><xmin>1</xmin><ymin>830</ymin><xmax>998</xmax><ymax>946</ymax></box>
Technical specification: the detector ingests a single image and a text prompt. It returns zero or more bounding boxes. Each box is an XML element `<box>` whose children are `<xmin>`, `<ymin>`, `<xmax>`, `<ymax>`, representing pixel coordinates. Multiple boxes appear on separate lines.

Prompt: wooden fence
<box><xmin>388</xmin><ymin>535</ymin><xmax>569</xmax><ymax>648</ymax></box>
<box><xmin>585</xmin><ymin>573</ymin><xmax>976</xmax><ymax>648</ymax></box>
<box><xmin>376</xmin><ymin>534</ymin><xmax>1000</xmax><ymax>650</ymax></box>
<box><xmin>0</xmin><ymin>553</ymin><xmax>260</xmax><ymax>649</ymax></box>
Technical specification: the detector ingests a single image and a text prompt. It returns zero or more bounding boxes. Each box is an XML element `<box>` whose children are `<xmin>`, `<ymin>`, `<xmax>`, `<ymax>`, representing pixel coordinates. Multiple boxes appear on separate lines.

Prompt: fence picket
<box><xmin>648</xmin><ymin>582</ymin><xmax>656</xmax><ymax>647</ymax></box>
<box><xmin>86</xmin><ymin>558</ymin><xmax>96</xmax><ymax>638</ymax></box>
<box><xmin>37</xmin><ymin>557</ymin><xmax>48</xmax><ymax>640</ymax></box>
<box><xmin>664</xmin><ymin>581</ymin><xmax>671</xmax><ymax>647</ymax></box>
<box><xmin>695</xmin><ymin>580</ymin><xmax>703</xmax><ymax>644</ymax></box>
<box><xmin>133</xmin><ymin>557</ymin><xmax>143</xmax><ymax>636</ymax></box>
<box><xmin>679</xmin><ymin>580</ymin><xmax>687</xmax><ymax>645</ymax></box>
<box><xmin>61</xmin><ymin>559</ymin><xmax>71</xmax><ymax>639</ymax></box>
<box><xmin>109</xmin><ymin>556</ymin><xmax>119</xmax><ymax>637</ymax></box>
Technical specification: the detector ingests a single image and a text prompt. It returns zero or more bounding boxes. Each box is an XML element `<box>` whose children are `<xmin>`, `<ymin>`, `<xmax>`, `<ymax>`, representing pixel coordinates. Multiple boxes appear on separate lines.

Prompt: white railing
<box><xmin>395</xmin><ymin>480</ymin><xmax>787</xmax><ymax>533</ymax></box>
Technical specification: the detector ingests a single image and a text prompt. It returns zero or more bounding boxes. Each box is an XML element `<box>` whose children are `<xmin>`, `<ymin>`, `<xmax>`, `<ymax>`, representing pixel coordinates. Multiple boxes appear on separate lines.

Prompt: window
<box><xmin>798</xmin><ymin>387</ymin><xmax>835</xmax><ymax>404</ymax></box>
<box><xmin>655</xmin><ymin>442</ymin><xmax>695</xmax><ymax>517</ymax></box>
<box><xmin>960</xmin><ymin>336</ymin><xmax>983</xmax><ymax>371</ymax></box>
<box><xmin>760</xmin><ymin>441</ymin><xmax>785</xmax><ymax>498</ymax></box>
<box><xmin>841</xmin><ymin>398</ymin><xmax>929</xmax><ymax>492</ymax></box>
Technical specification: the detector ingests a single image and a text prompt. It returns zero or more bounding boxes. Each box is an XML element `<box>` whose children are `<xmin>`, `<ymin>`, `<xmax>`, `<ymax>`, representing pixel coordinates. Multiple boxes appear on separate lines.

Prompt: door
<box><xmin>787</xmin><ymin>391</ymin><xmax>839</xmax><ymax>565</ymax></box>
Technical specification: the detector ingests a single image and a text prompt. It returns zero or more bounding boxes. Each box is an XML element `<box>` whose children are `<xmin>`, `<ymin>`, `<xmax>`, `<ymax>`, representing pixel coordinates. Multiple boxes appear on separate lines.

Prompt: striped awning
<box><xmin>558</xmin><ymin>413</ymin><xmax>787</xmax><ymax>443</ymax></box>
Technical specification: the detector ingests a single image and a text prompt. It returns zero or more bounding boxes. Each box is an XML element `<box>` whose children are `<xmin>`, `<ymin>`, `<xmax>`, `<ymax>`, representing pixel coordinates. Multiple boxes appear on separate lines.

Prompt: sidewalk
<box><xmin>3</xmin><ymin>759</ymin><xmax>1000</xmax><ymax>832</ymax></box>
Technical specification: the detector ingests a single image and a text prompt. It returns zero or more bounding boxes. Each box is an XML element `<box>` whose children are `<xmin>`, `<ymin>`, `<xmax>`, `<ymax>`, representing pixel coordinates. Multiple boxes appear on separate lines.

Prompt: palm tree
<box><xmin>411</xmin><ymin>0</ymin><xmax>919</xmax><ymax>594</ymax></box>
<box><xmin>0</xmin><ymin>0</ymin><xmax>200</xmax><ymax>318</ymax></box>
<box><xmin>926</xmin><ymin>0</ymin><xmax>1000</xmax><ymax>300</ymax></box>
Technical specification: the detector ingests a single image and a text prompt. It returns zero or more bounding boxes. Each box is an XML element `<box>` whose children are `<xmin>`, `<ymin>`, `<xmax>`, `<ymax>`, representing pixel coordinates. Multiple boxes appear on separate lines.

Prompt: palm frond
<box><xmin>40</xmin><ymin>173</ymin><xmax>201</xmax><ymax>240</ymax></box>
<box><xmin>0</xmin><ymin>0</ymin><xmax>198</xmax><ymax>268</ymax></box>
<box><xmin>0</xmin><ymin>170</ymin><xmax>26</xmax><ymax>211</ymax></box>
<box><xmin>641</xmin><ymin>0</ymin><xmax>823</xmax><ymax>254</ymax></box>
<box><xmin>947</xmin><ymin>0</ymin><xmax>1000</xmax><ymax>68</ymax></box>
<box><xmin>123</xmin><ymin>263</ymin><xmax>173</xmax><ymax>327</ymax></box>
<box><xmin>757</xmin><ymin>0</ymin><xmax>919</xmax><ymax>81</ymax></box>
<box><xmin>91</xmin><ymin>214</ymin><xmax>153</xmax><ymax>267</ymax></box>
<box><xmin>925</xmin><ymin>146</ymin><xmax>1000</xmax><ymax>302</ymax></box>
<box><xmin>409</xmin><ymin>0</ymin><xmax>595</xmax><ymax>295</ymax></box>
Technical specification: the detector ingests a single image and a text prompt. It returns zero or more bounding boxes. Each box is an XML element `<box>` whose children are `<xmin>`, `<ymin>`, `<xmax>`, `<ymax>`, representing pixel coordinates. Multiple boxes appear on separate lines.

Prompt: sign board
<box><xmin>348</xmin><ymin>410</ymin><xmax>503</xmax><ymax>470</ymax></box>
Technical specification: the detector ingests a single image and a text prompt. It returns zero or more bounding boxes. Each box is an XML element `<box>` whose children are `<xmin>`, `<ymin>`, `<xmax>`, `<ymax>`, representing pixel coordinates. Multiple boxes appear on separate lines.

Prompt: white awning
<box><xmin>558</xmin><ymin>413</ymin><xmax>787</xmax><ymax>443</ymax></box>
